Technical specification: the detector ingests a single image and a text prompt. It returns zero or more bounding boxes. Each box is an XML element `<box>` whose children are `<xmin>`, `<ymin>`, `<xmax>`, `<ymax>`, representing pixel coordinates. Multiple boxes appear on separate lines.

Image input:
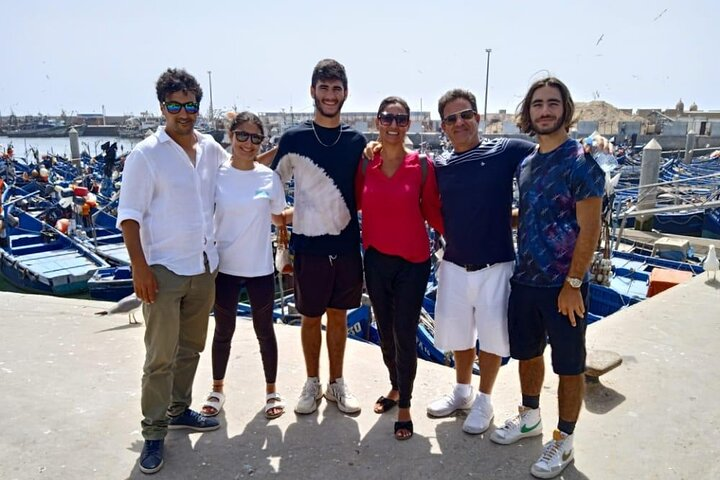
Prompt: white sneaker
<box><xmin>294</xmin><ymin>377</ymin><xmax>323</xmax><ymax>414</ymax></box>
<box><xmin>324</xmin><ymin>378</ymin><xmax>361</xmax><ymax>414</ymax></box>
<box><xmin>490</xmin><ymin>406</ymin><xmax>543</xmax><ymax>445</ymax></box>
<box><xmin>426</xmin><ymin>386</ymin><xmax>474</xmax><ymax>417</ymax></box>
<box><xmin>462</xmin><ymin>394</ymin><xmax>494</xmax><ymax>434</ymax></box>
<box><xmin>530</xmin><ymin>429</ymin><xmax>574</xmax><ymax>479</ymax></box>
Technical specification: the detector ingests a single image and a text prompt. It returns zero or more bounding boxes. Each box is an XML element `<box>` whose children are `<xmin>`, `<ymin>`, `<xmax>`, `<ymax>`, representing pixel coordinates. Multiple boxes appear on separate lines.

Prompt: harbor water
<box><xmin>0</xmin><ymin>135</ymin><xmax>138</xmax><ymax>159</ymax></box>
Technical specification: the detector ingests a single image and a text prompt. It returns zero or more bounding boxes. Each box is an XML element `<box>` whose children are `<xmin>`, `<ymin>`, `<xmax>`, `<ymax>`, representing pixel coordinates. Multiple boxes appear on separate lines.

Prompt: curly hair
<box><xmin>155</xmin><ymin>68</ymin><xmax>203</xmax><ymax>103</ymax></box>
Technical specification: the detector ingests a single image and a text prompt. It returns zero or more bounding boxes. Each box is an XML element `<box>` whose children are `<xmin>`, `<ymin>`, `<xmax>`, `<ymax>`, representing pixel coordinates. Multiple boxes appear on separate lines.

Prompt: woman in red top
<box><xmin>356</xmin><ymin>96</ymin><xmax>444</xmax><ymax>440</ymax></box>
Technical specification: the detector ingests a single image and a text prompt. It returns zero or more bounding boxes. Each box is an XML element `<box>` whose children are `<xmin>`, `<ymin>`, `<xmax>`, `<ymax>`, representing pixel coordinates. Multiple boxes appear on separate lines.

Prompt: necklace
<box><xmin>311</xmin><ymin>121</ymin><xmax>343</xmax><ymax>148</ymax></box>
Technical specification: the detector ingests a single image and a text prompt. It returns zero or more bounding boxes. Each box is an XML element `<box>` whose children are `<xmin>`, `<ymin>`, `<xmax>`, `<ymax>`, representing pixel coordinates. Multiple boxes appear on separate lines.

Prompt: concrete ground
<box><xmin>1</xmin><ymin>273</ymin><xmax>719</xmax><ymax>480</ymax></box>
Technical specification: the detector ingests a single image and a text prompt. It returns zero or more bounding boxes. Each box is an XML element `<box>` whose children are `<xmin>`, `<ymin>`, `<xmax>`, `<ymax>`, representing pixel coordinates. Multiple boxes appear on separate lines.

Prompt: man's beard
<box><xmin>532</xmin><ymin>116</ymin><xmax>564</xmax><ymax>135</ymax></box>
<box><xmin>314</xmin><ymin>97</ymin><xmax>345</xmax><ymax>118</ymax></box>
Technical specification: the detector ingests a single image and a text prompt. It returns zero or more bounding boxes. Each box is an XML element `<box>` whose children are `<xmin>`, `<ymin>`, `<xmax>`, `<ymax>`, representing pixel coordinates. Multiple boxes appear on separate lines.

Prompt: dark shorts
<box><xmin>507</xmin><ymin>281</ymin><xmax>588</xmax><ymax>375</ymax></box>
<box><xmin>293</xmin><ymin>251</ymin><xmax>363</xmax><ymax>318</ymax></box>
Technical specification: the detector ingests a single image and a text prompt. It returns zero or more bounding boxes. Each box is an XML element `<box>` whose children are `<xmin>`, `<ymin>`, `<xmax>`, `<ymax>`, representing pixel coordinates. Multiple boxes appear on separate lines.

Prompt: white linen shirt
<box><xmin>116</xmin><ymin>126</ymin><xmax>225</xmax><ymax>275</ymax></box>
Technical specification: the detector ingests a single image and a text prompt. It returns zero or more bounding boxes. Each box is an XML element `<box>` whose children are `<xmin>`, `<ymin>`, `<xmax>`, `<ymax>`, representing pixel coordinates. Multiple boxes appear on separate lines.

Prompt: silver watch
<box><xmin>565</xmin><ymin>277</ymin><xmax>582</xmax><ymax>289</ymax></box>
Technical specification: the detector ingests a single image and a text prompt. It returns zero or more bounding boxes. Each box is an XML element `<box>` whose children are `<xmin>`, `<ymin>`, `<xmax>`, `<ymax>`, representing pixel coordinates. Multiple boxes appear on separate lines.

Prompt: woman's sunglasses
<box><xmin>377</xmin><ymin>112</ymin><xmax>410</xmax><ymax>127</ymax></box>
<box><xmin>163</xmin><ymin>101</ymin><xmax>200</xmax><ymax>114</ymax></box>
<box><xmin>233</xmin><ymin>130</ymin><xmax>265</xmax><ymax>145</ymax></box>
<box><xmin>442</xmin><ymin>109</ymin><xmax>476</xmax><ymax>124</ymax></box>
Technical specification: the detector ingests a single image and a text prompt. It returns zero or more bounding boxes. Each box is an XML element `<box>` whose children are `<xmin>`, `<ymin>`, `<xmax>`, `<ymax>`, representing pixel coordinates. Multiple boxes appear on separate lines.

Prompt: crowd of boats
<box><xmin>2</xmin><ymin>115</ymin><xmax>225</xmax><ymax>142</ymax></box>
<box><xmin>0</xmin><ymin>141</ymin><xmax>718</xmax><ymax>370</ymax></box>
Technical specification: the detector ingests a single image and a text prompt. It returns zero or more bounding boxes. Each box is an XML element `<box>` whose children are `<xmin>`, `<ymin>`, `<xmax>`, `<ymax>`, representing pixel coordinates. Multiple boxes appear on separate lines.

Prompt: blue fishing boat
<box><xmin>0</xmin><ymin>207</ymin><xmax>109</xmax><ymax>295</ymax></box>
<box><xmin>72</xmin><ymin>209</ymin><xmax>129</xmax><ymax>266</ymax></box>
<box><xmin>587</xmin><ymin>250</ymin><xmax>703</xmax><ymax>324</ymax></box>
<box><xmin>87</xmin><ymin>266</ymin><xmax>134</xmax><ymax>301</ymax></box>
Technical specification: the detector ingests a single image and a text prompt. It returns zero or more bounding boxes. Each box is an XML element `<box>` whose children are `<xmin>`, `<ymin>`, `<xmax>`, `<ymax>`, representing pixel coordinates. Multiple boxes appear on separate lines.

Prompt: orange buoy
<box><xmin>55</xmin><ymin>218</ymin><xmax>70</xmax><ymax>233</ymax></box>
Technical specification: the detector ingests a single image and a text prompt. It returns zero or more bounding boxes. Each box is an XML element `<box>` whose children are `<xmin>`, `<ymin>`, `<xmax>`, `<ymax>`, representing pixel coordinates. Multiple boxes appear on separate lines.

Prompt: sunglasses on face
<box><xmin>233</xmin><ymin>130</ymin><xmax>265</xmax><ymax>145</ymax></box>
<box><xmin>163</xmin><ymin>101</ymin><xmax>200</xmax><ymax>114</ymax></box>
<box><xmin>377</xmin><ymin>112</ymin><xmax>410</xmax><ymax>127</ymax></box>
<box><xmin>442</xmin><ymin>109</ymin><xmax>476</xmax><ymax>124</ymax></box>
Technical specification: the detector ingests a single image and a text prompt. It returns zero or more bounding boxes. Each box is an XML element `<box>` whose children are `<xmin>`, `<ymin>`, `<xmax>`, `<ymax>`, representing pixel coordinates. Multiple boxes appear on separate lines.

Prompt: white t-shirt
<box><xmin>214</xmin><ymin>160</ymin><xmax>287</xmax><ymax>277</ymax></box>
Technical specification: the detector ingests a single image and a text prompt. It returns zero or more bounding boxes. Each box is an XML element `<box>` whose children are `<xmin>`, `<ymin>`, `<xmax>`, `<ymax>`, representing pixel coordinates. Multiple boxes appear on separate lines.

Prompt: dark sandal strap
<box><xmin>375</xmin><ymin>396</ymin><xmax>398</xmax><ymax>413</ymax></box>
<box><xmin>394</xmin><ymin>420</ymin><xmax>414</xmax><ymax>439</ymax></box>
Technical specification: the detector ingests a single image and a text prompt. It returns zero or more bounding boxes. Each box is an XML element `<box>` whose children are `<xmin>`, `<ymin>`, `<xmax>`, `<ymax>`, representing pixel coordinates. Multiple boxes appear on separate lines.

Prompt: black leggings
<box><xmin>364</xmin><ymin>247</ymin><xmax>430</xmax><ymax>409</ymax></box>
<box><xmin>212</xmin><ymin>272</ymin><xmax>277</xmax><ymax>384</ymax></box>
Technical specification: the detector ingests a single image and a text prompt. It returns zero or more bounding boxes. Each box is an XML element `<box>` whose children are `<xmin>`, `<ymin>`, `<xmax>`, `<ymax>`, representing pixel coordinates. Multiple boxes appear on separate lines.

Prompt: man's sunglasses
<box><xmin>442</xmin><ymin>109</ymin><xmax>476</xmax><ymax>124</ymax></box>
<box><xmin>377</xmin><ymin>112</ymin><xmax>410</xmax><ymax>127</ymax></box>
<box><xmin>163</xmin><ymin>101</ymin><xmax>200</xmax><ymax>114</ymax></box>
<box><xmin>233</xmin><ymin>130</ymin><xmax>265</xmax><ymax>145</ymax></box>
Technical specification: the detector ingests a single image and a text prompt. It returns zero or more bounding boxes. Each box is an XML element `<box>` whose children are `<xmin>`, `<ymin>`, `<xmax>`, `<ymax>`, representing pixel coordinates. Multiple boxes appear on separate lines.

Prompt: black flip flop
<box><xmin>374</xmin><ymin>396</ymin><xmax>398</xmax><ymax>414</ymax></box>
<box><xmin>394</xmin><ymin>420</ymin><xmax>414</xmax><ymax>440</ymax></box>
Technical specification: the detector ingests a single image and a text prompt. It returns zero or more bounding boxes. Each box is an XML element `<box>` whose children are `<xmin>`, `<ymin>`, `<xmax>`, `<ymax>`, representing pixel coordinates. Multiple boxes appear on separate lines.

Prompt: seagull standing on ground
<box><xmin>703</xmin><ymin>245</ymin><xmax>719</xmax><ymax>281</ymax></box>
<box><xmin>95</xmin><ymin>293</ymin><xmax>143</xmax><ymax>324</ymax></box>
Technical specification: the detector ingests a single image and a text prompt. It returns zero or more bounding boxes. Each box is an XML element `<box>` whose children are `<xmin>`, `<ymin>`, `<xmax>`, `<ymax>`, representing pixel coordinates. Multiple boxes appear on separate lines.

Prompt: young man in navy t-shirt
<box><xmin>489</xmin><ymin>77</ymin><xmax>604</xmax><ymax>479</ymax></box>
<box><xmin>271</xmin><ymin>59</ymin><xmax>366</xmax><ymax>415</ymax></box>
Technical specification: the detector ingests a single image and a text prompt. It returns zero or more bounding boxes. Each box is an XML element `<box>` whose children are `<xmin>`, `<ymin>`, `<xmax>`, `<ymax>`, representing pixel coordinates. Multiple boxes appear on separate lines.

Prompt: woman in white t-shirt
<box><xmin>201</xmin><ymin>112</ymin><xmax>288</xmax><ymax>419</ymax></box>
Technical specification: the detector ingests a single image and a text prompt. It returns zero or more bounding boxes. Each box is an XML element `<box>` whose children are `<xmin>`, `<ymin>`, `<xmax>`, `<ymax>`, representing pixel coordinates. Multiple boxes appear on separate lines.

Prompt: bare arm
<box><xmin>557</xmin><ymin>197</ymin><xmax>602</xmax><ymax>326</ymax></box>
<box><xmin>363</xmin><ymin>140</ymin><xmax>382</xmax><ymax>160</ymax></box>
<box><xmin>120</xmin><ymin>220</ymin><xmax>158</xmax><ymax>303</ymax></box>
<box><xmin>271</xmin><ymin>207</ymin><xmax>294</xmax><ymax>227</ymax></box>
<box><xmin>257</xmin><ymin>147</ymin><xmax>277</xmax><ymax>167</ymax></box>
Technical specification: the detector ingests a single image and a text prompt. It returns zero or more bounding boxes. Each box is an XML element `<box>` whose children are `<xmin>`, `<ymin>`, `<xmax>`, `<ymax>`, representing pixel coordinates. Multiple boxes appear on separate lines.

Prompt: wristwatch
<box><xmin>565</xmin><ymin>277</ymin><xmax>583</xmax><ymax>289</ymax></box>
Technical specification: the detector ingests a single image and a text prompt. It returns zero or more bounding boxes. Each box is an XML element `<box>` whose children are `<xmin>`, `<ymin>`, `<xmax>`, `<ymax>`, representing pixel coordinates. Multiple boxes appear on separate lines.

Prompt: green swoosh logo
<box><xmin>520</xmin><ymin>419</ymin><xmax>541</xmax><ymax>433</ymax></box>
<box><xmin>562</xmin><ymin>449</ymin><xmax>573</xmax><ymax>462</ymax></box>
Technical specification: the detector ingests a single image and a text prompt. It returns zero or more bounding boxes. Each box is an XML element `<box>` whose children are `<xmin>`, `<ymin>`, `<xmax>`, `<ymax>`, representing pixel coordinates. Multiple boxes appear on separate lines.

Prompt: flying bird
<box><xmin>95</xmin><ymin>293</ymin><xmax>143</xmax><ymax>324</ymax></box>
<box><xmin>595</xmin><ymin>34</ymin><xmax>604</xmax><ymax>46</ymax></box>
<box><xmin>654</xmin><ymin>9</ymin><xmax>668</xmax><ymax>21</ymax></box>
<box><xmin>703</xmin><ymin>245</ymin><xmax>719</xmax><ymax>281</ymax></box>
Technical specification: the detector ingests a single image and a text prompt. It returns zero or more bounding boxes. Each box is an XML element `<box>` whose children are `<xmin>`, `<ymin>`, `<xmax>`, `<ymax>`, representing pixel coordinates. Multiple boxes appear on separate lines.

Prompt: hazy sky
<box><xmin>3</xmin><ymin>0</ymin><xmax>717</xmax><ymax>119</ymax></box>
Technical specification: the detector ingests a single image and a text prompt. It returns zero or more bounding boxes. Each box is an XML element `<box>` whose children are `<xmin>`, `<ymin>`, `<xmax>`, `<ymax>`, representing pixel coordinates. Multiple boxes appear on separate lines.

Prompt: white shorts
<box><xmin>434</xmin><ymin>260</ymin><xmax>513</xmax><ymax>356</ymax></box>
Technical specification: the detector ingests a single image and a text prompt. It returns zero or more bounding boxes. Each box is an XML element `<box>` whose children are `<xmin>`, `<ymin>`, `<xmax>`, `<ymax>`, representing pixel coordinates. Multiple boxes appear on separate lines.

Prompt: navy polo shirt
<box><xmin>435</xmin><ymin>138</ymin><xmax>535</xmax><ymax>266</ymax></box>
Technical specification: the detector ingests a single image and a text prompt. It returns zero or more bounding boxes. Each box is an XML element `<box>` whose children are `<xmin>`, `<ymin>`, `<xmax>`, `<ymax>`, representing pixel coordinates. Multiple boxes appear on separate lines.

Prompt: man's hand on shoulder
<box><xmin>364</xmin><ymin>141</ymin><xmax>382</xmax><ymax>160</ymax></box>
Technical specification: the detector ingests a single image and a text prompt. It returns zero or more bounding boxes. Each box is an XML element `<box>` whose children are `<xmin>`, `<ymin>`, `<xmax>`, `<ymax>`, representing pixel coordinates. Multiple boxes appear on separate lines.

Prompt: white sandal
<box><xmin>201</xmin><ymin>391</ymin><xmax>226</xmax><ymax>417</ymax></box>
<box><xmin>264</xmin><ymin>393</ymin><xmax>286</xmax><ymax>419</ymax></box>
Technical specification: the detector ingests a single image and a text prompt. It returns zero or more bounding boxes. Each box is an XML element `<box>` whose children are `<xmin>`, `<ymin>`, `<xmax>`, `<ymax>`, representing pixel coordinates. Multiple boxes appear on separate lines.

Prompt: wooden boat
<box><xmin>87</xmin><ymin>266</ymin><xmax>133</xmax><ymax>301</ymax></box>
<box><xmin>0</xmin><ymin>207</ymin><xmax>109</xmax><ymax>295</ymax></box>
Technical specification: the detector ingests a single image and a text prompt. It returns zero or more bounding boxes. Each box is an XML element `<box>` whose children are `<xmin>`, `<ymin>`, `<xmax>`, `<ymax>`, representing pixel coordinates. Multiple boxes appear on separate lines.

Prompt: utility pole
<box><xmin>207</xmin><ymin>70</ymin><xmax>214</xmax><ymax>124</ymax></box>
<box><xmin>483</xmin><ymin>49</ymin><xmax>492</xmax><ymax>134</ymax></box>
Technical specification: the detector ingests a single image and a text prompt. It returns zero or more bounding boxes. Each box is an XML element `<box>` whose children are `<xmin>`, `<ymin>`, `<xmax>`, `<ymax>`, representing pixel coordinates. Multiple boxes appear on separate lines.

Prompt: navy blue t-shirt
<box><xmin>272</xmin><ymin>120</ymin><xmax>366</xmax><ymax>255</ymax></box>
<box><xmin>435</xmin><ymin>138</ymin><xmax>535</xmax><ymax>266</ymax></box>
<box><xmin>513</xmin><ymin>138</ymin><xmax>606</xmax><ymax>287</ymax></box>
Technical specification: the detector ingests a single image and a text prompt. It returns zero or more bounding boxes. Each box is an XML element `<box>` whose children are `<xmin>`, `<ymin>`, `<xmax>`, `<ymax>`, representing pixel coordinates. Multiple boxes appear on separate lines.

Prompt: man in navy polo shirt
<box><xmin>489</xmin><ymin>77</ymin><xmax>604</xmax><ymax>479</ymax></box>
<box><xmin>426</xmin><ymin>89</ymin><xmax>535</xmax><ymax>435</ymax></box>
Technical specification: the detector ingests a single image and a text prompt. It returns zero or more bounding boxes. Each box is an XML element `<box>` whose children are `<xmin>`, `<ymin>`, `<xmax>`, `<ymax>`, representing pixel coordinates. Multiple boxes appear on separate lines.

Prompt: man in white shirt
<box><xmin>117</xmin><ymin>68</ymin><xmax>226</xmax><ymax>475</ymax></box>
